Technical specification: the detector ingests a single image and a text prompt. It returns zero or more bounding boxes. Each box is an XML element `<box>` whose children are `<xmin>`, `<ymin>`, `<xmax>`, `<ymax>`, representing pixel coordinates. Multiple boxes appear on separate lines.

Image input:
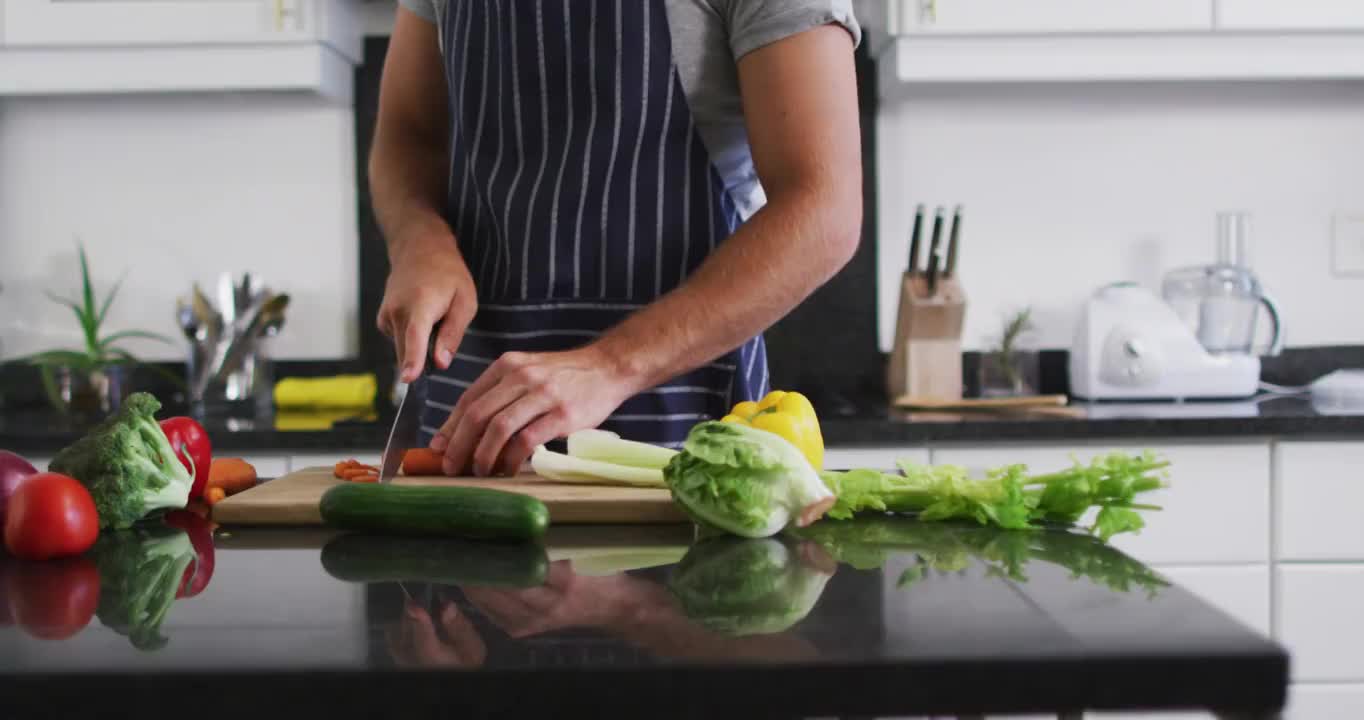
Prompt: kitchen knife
<box><xmin>925</xmin><ymin>207</ymin><xmax>945</xmax><ymax>295</ymax></box>
<box><xmin>378</xmin><ymin>327</ymin><xmax>443</xmax><ymax>484</ymax></box>
<box><xmin>907</xmin><ymin>203</ymin><xmax>925</xmax><ymax>273</ymax></box>
<box><xmin>378</xmin><ymin>374</ymin><xmax>427</xmax><ymax>484</ymax></box>
<box><xmin>945</xmin><ymin>204</ymin><xmax>962</xmax><ymax>276</ymax></box>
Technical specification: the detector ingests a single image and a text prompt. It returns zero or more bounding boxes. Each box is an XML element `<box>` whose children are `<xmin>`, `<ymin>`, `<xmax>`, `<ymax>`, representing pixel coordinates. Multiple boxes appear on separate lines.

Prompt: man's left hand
<box><xmin>429</xmin><ymin>346</ymin><xmax>636</xmax><ymax>476</ymax></box>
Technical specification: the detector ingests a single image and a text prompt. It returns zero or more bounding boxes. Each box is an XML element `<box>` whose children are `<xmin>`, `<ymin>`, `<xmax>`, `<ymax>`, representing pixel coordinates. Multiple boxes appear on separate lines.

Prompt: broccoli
<box><xmin>50</xmin><ymin>392</ymin><xmax>193</xmax><ymax>530</ymax></box>
<box><xmin>90</xmin><ymin>524</ymin><xmax>195</xmax><ymax>651</ymax></box>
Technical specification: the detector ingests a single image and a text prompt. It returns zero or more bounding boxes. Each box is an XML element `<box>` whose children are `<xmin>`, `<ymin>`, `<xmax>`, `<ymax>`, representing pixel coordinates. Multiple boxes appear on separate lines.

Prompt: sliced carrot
<box><xmin>350</xmin><ymin>471</ymin><xmax>379</xmax><ymax>483</ymax></box>
<box><xmin>401</xmin><ymin>447</ymin><xmax>447</xmax><ymax>477</ymax></box>
<box><xmin>205</xmin><ymin>487</ymin><xmax>227</xmax><ymax>505</ymax></box>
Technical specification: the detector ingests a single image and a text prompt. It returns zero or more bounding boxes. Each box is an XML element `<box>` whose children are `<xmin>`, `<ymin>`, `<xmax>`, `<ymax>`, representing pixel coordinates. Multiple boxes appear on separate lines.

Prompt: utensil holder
<box><xmin>887</xmin><ymin>273</ymin><xmax>966</xmax><ymax>401</ymax></box>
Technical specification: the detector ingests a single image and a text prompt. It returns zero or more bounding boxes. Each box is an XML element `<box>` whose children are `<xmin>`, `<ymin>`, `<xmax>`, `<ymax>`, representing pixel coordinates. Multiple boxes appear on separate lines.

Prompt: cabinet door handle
<box><xmin>918</xmin><ymin>0</ymin><xmax>937</xmax><ymax>25</ymax></box>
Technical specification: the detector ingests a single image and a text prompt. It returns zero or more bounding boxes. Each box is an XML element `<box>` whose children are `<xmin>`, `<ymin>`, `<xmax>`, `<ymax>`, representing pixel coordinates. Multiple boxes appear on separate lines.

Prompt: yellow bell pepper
<box><xmin>720</xmin><ymin>390</ymin><xmax>825</xmax><ymax>470</ymax></box>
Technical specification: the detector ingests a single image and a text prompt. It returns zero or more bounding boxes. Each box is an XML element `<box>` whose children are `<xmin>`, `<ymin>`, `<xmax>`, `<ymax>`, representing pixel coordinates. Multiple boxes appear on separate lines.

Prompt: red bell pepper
<box><xmin>160</xmin><ymin>417</ymin><xmax>212</xmax><ymax>500</ymax></box>
<box><xmin>163</xmin><ymin>509</ymin><xmax>216</xmax><ymax>598</ymax></box>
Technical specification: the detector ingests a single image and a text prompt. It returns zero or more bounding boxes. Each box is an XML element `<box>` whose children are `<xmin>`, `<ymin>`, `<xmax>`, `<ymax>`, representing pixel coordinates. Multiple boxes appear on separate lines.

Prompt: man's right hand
<box><xmin>377</xmin><ymin>235</ymin><xmax>478</xmax><ymax>383</ymax></box>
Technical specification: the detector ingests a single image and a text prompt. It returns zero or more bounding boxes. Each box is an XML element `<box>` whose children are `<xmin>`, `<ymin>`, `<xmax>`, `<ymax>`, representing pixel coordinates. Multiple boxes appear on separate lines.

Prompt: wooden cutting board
<box><xmin>212</xmin><ymin>466</ymin><xmax>689</xmax><ymax>526</ymax></box>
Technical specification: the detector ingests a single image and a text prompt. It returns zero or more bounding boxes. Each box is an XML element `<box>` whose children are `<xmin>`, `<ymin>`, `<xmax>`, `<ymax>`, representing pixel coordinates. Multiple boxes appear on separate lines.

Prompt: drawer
<box><xmin>931</xmin><ymin>442</ymin><xmax>1270</xmax><ymax>565</ymax></box>
<box><xmin>1278</xmin><ymin>565</ymin><xmax>1364</xmax><ymax>682</ymax></box>
<box><xmin>1156</xmin><ymin>565</ymin><xmax>1270</xmax><ymax>636</ymax></box>
<box><xmin>1277</xmin><ymin>442</ymin><xmax>1364</xmax><ymax>561</ymax></box>
<box><xmin>1286</xmin><ymin>683</ymin><xmax>1364</xmax><ymax>720</ymax></box>
<box><xmin>823</xmin><ymin>446</ymin><xmax>929</xmax><ymax>472</ymax></box>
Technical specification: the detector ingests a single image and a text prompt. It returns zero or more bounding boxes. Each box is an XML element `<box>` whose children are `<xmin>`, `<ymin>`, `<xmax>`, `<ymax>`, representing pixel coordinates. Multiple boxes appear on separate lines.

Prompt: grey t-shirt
<box><xmin>399</xmin><ymin>0</ymin><xmax>861</xmax><ymax>221</ymax></box>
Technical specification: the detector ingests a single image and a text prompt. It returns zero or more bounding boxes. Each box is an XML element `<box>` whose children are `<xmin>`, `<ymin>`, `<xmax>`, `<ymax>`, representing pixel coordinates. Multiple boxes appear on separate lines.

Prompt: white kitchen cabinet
<box><xmin>1285</xmin><ymin>683</ymin><xmax>1364</xmax><ymax>720</ymax></box>
<box><xmin>1277</xmin><ymin>442</ymin><xmax>1364</xmax><ymax>561</ymax></box>
<box><xmin>1217</xmin><ymin>0</ymin><xmax>1364</xmax><ymax>30</ymax></box>
<box><xmin>1</xmin><ymin>0</ymin><xmax>358</xmax><ymax>58</ymax></box>
<box><xmin>1277</xmin><ymin>565</ymin><xmax>1364</xmax><ymax>682</ymax></box>
<box><xmin>1157</xmin><ymin>565</ymin><xmax>1271</xmax><ymax>636</ymax></box>
<box><xmin>931</xmin><ymin>441</ymin><xmax>1271</xmax><ymax>565</ymax></box>
<box><xmin>888</xmin><ymin>0</ymin><xmax>1213</xmax><ymax>34</ymax></box>
<box><xmin>0</xmin><ymin>0</ymin><xmax>361</xmax><ymax>101</ymax></box>
<box><xmin>824</xmin><ymin>446</ymin><xmax>930</xmax><ymax>471</ymax></box>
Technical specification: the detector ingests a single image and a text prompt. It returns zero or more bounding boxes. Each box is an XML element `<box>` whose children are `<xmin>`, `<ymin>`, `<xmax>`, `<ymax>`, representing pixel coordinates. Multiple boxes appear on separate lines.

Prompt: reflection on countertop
<box><xmin>0</xmin><ymin>519</ymin><xmax>1286</xmax><ymax>718</ymax></box>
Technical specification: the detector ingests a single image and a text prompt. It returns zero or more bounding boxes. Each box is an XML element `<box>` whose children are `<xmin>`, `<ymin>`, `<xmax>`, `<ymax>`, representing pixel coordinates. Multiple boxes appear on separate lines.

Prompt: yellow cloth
<box><xmin>274</xmin><ymin>409</ymin><xmax>377</xmax><ymax>431</ymax></box>
<box><xmin>273</xmin><ymin>374</ymin><xmax>377</xmax><ymax>409</ymax></box>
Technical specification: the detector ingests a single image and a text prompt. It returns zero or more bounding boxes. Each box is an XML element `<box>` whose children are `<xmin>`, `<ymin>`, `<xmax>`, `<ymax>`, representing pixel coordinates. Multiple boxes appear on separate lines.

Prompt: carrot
<box><xmin>351</xmin><ymin>471</ymin><xmax>379</xmax><ymax>483</ymax></box>
<box><xmin>335</xmin><ymin>459</ymin><xmax>379</xmax><ymax>480</ymax></box>
<box><xmin>208</xmin><ymin>458</ymin><xmax>258</xmax><ymax>496</ymax></box>
<box><xmin>339</xmin><ymin>467</ymin><xmax>375</xmax><ymax>481</ymax></box>
<box><xmin>401</xmin><ymin>447</ymin><xmax>447</xmax><ymax>477</ymax></box>
<box><xmin>205</xmin><ymin>487</ymin><xmax>227</xmax><ymax>505</ymax></box>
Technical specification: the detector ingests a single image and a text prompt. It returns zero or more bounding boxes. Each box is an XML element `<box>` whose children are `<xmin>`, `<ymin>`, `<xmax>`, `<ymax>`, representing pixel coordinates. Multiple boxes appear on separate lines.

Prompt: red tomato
<box><xmin>8</xmin><ymin>556</ymin><xmax>100</xmax><ymax>640</ymax></box>
<box><xmin>160</xmin><ymin>417</ymin><xmax>212</xmax><ymax>500</ymax></box>
<box><xmin>3</xmin><ymin>473</ymin><xmax>99</xmax><ymax>561</ymax></box>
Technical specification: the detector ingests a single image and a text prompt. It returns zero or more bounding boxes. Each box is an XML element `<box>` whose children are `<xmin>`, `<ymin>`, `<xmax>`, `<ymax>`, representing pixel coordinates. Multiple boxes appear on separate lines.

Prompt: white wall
<box><xmin>877</xmin><ymin>80</ymin><xmax>1364</xmax><ymax>352</ymax></box>
<box><xmin>0</xmin><ymin>93</ymin><xmax>359</xmax><ymax>362</ymax></box>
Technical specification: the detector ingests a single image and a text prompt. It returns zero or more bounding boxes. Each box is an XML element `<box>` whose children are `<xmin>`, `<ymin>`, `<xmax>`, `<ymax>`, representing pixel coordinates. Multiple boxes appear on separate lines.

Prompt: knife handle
<box><xmin>945</xmin><ymin>204</ymin><xmax>962</xmax><ymax>277</ymax></box>
<box><xmin>907</xmin><ymin>204</ymin><xmax>924</xmax><ymax>273</ymax></box>
<box><xmin>926</xmin><ymin>207</ymin><xmax>944</xmax><ymax>295</ymax></box>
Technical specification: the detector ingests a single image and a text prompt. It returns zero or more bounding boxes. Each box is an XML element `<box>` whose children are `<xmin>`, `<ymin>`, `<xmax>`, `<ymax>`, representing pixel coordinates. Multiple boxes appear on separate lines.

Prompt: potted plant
<box><xmin>21</xmin><ymin>244</ymin><xmax>173</xmax><ymax>417</ymax></box>
<box><xmin>979</xmin><ymin>307</ymin><xmax>1039</xmax><ymax>397</ymax></box>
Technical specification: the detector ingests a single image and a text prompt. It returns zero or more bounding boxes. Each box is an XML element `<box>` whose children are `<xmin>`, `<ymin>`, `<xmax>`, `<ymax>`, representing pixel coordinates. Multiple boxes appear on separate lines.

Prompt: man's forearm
<box><xmin>594</xmin><ymin>186</ymin><xmax>862</xmax><ymax>393</ymax></box>
<box><xmin>369</xmin><ymin>126</ymin><xmax>454</xmax><ymax>260</ymax></box>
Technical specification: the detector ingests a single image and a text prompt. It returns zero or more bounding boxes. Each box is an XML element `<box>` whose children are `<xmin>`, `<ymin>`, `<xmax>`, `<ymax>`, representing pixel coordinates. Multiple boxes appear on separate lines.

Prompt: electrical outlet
<box><xmin>1332</xmin><ymin>215</ymin><xmax>1364</xmax><ymax>276</ymax></box>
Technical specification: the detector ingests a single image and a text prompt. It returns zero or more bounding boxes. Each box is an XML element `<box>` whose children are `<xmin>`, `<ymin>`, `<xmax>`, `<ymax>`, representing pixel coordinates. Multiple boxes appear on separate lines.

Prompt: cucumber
<box><xmin>321</xmin><ymin>534</ymin><xmax>549</xmax><ymax>588</ymax></box>
<box><xmin>319</xmin><ymin>483</ymin><xmax>549</xmax><ymax>541</ymax></box>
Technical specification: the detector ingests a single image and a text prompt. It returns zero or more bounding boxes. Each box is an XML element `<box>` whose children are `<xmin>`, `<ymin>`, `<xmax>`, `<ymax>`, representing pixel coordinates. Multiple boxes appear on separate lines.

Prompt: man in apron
<box><xmin>371</xmin><ymin>0</ymin><xmax>862</xmax><ymax>476</ymax></box>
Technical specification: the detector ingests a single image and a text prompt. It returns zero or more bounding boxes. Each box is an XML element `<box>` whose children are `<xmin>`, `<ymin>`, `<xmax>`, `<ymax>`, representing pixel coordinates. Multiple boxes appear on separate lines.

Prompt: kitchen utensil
<box><xmin>211</xmin><ymin>466</ymin><xmax>688</xmax><ymax>526</ymax></box>
<box><xmin>1069</xmin><ymin>283</ymin><xmax>1265</xmax><ymax>400</ymax></box>
<box><xmin>217</xmin><ymin>272</ymin><xmax>237</xmax><ymax>337</ymax></box>
<box><xmin>925</xmin><ymin>207</ymin><xmax>944</xmax><ymax>295</ymax></box>
<box><xmin>894</xmin><ymin>394</ymin><xmax>1068</xmax><ymax>410</ymax></box>
<box><xmin>211</xmin><ymin>293</ymin><xmax>290</xmax><ymax>385</ymax></box>
<box><xmin>1162</xmin><ymin>212</ymin><xmax>1282</xmax><ymax>357</ymax></box>
<box><xmin>945</xmin><ymin>204</ymin><xmax>962</xmax><ymax>276</ymax></box>
<box><xmin>907</xmin><ymin>203</ymin><xmax>925</xmax><ymax>272</ymax></box>
<box><xmin>378</xmin><ymin>375</ymin><xmax>427</xmax><ymax>483</ymax></box>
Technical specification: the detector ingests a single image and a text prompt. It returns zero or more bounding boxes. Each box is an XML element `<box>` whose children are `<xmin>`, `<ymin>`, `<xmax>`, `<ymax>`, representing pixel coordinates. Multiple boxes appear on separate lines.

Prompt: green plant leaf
<box><xmin>96</xmin><ymin>269</ymin><xmax>129</xmax><ymax>331</ymax></box>
<box><xmin>100</xmin><ymin>348</ymin><xmax>187</xmax><ymax>391</ymax></box>
<box><xmin>22</xmin><ymin>349</ymin><xmax>97</xmax><ymax>370</ymax></box>
<box><xmin>77</xmin><ymin>243</ymin><xmax>97</xmax><ymax>330</ymax></box>
<box><xmin>45</xmin><ymin>291</ymin><xmax>96</xmax><ymax>340</ymax></box>
<box><xmin>99</xmin><ymin>330</ymin><xmax>173</xmax><ymax>349</ymax></box>
<box><xmin>38</xmin><ymin>365</ymin><xmax>67</xmax><ymax>416</ymax></box>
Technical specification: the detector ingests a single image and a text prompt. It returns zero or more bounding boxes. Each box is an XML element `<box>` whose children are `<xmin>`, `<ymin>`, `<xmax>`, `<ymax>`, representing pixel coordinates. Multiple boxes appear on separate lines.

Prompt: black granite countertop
<box><xmin>2</xmin><ymin>395</ymin><xmax>1362</xmax><ymax>455</ymax></box>
<box><xmin>0</xmin><ymin>519</ymin><xmax>1286</xmax><ymax>718</ymax></box>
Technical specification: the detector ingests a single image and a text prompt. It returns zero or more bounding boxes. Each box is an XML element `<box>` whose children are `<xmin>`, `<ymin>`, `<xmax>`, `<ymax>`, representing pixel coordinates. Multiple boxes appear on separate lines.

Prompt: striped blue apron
<box><xmin>422</xmin><ymin>0</ymin><xmax>768</xmax><ymax>447</ymax></box>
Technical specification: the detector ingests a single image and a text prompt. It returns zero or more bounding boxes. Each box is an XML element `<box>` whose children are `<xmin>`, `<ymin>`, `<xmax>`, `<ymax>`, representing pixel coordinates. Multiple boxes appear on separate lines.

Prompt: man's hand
<box><xmin>377</xmin><ymin>236</ymin><xmax>478</xmax><ymax>383</ymax></box>
<box><xmin>385</xmin><ymin>599</ymin><xmax>487</xmax><ymax>668</ymax></box>
<box><xmin>428</xmin><ymin>347</ymin><xmax>638</xmax><ymax>476</ymax></box>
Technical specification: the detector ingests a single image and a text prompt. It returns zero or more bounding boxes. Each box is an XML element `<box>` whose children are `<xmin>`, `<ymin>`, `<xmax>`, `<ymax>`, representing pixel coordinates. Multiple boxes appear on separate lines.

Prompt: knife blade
<box><xmin>925</xmin><ymin>206</ymin><xmax>945</xmax><ymax>295</ymax></box>
<box><xmin>945</xmin><ymin>204</ymin><xmax>962</xmax><ymax>277</ymax></box>
<box><xmin>907</xmin><ymin>203</ymin><xmax>925</xmax><ymax>273</ymax></box>
<box><xmin>379</xmin><ymin>374</ymin><xmax>427</xmax><ymax>484</ymax></box>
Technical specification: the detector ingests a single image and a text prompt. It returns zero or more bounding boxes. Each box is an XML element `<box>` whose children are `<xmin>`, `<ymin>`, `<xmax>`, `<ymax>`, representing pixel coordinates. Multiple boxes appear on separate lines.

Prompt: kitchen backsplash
<box><xmin>877</xmin><ymin>80</ymin><xmax>1364</xmax><ymax>352</ymax></box>
<box><xmin>0</xmin><ymin>94</ymin><xmax>360</xmax><ymax>363</ymax></box>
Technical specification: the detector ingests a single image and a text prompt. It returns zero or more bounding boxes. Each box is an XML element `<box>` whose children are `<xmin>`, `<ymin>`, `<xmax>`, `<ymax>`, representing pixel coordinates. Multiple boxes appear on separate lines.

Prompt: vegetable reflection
<box><xmin>790</xmin><ymin>518</ymin><xmax>1169</xmax><ymax>597</ymax></box>
<box><xmin>668</xmin><ymin>535</ymin><xmax>836</xmax><ymax>636</ymax></box>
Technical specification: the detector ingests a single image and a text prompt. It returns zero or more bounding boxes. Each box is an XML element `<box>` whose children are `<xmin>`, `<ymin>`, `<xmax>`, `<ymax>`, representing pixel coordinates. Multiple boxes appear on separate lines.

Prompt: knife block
<box><xmin>887</xmin><ymin>273</ymin><xmax>966</xmax><ymax>401</ymax></box>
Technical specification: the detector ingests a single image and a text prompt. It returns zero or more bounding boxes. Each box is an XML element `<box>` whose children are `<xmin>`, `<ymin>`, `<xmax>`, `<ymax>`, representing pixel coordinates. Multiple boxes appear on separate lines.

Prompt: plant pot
<box><xmin>978</xmin><ymin>350</ymin><xmax>1040</xmax><ymax>398</ymax></box>
<box><xmin>42</xmin><ymin>364</ymin><xmax>130</xmax><ymax>418</ymax></box>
